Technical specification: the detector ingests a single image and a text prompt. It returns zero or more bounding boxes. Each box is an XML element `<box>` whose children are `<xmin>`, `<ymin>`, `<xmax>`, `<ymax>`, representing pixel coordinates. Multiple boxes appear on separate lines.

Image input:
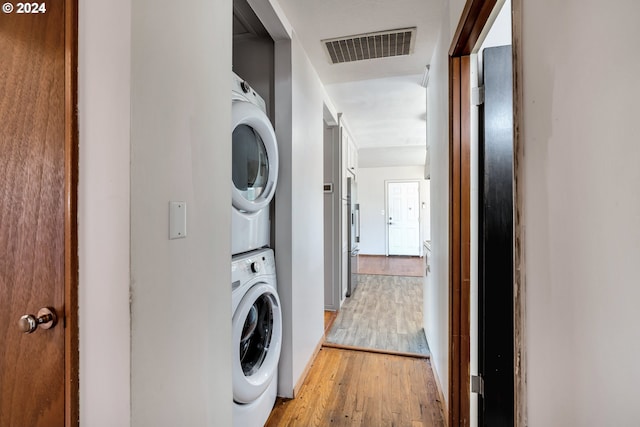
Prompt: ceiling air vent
<box><xmin>322</xmin><ymin>27</ymin><xmax>417</xmax><ymax>64</ymax></box>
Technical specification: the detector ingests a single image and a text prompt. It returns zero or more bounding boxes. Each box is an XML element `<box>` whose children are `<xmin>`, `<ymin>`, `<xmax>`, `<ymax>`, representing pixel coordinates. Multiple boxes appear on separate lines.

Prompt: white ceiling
<box><xmin>325</xmin><ymin>75</ymin><xmax>426</xmax><ymax>149</ymax></box>
<box><xmin>277</xmin><ymin>0</ymin><xmax>443</xmax><ymax>167</ymax></box>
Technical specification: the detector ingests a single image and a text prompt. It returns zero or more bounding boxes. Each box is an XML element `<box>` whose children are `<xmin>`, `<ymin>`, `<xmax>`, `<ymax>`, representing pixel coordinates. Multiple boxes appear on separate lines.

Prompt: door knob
<box><xmin>18</xmin><ymin>307</ymin><xmax>58</xmax><ymax>334</ymax></box>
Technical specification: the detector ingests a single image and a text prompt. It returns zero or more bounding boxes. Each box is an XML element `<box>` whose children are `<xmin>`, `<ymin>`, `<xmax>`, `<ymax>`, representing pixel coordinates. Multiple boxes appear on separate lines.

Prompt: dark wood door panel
<box><xmin>478</xmin><ymin>45</ymin><xmax>514</xmax><ymax>427</ymax></box>
<box><xmin>0</xmin><ymin>2</ymin><xmax>67</xmax><ymax>426</ymax></box>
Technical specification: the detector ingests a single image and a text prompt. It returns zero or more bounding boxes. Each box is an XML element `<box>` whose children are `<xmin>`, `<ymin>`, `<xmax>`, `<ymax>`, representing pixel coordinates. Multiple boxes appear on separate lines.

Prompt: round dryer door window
<box><xmin>232</xmin><ymin>124</ymin><xmax>269</xmax><ymax>202</ymax></box>
<box><xmin>231</xmin><ymin>101</ymin><xmax>279</xmax><ymax>213</ymax></box>
<box><xmin>232</xmin><ymin>282</ymin><xmax>282</xmax><ymax>404</ymax></box>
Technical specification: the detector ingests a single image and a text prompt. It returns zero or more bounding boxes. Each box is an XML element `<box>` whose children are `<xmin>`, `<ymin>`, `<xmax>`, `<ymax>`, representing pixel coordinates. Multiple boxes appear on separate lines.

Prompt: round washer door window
<box><xmin>231</xmin><ymin>101</ymin><xmax>279</xmax><ymax>213</ymax></box>
<box><xmin>232</xmin><ymin>282</ymin><xmax>282</xmax><ymax>404</ymax></box>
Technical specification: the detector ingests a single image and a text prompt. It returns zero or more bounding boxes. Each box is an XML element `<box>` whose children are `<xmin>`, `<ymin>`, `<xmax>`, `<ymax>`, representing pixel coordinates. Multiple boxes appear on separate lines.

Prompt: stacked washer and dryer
<box><xmin>230</xmin><ymin>72</ymin><xmax>282</xmax><ymax>427</ymax></box>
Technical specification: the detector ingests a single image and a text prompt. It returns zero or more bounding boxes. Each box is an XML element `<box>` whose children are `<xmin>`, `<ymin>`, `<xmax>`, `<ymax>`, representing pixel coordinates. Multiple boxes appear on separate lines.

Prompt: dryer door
<box><xmin>231</xmin><ymin>101</ymin><xmax>279</xmax><ymax>213</ymax></box>
<box><xmin>232</xmin><ymin>282</ymin><xmax>282</xmax><ymax>404</ymax></box>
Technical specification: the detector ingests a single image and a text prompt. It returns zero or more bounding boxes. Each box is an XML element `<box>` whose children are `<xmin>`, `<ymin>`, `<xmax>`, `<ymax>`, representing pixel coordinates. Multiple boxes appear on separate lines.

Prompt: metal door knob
<box><xmin>18</xmin><ymin>307</ymin><xmax>57</xmax><ymax>334</ymax></box>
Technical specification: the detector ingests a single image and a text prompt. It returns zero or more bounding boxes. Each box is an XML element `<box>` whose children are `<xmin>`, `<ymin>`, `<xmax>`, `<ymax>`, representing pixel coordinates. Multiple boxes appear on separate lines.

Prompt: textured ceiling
<box><xmin>277</xmin><ymin>0</ymin><xmax>442</xmax><ymax>167</ymax></box>
<box><xmin>325</xmin><ymin>75</ymin><xmax>426</xmax><ymax>148</ymax></box>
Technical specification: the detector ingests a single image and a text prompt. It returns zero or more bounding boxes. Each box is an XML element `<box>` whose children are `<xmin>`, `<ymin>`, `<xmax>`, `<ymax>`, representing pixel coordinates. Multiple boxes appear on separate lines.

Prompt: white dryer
<box><xmin>231</xmin><ymin>248</ymin><xmax>282</xmax><ymax>427</ymax></box>
<box><xmin>231</xmin><ymin>73</ymin><xmax>278</xmax><ymax>255</ymax></box>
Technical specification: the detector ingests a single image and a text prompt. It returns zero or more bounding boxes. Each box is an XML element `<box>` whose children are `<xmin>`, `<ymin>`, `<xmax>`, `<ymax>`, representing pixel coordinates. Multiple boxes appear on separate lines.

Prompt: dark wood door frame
<box><xmin>64</xmin><ymin>0</ymin><xmax>79</xmax><ymax>425</ymax></box>
<box><xmin>448</xmin><ymin>0</ymin><xmax>525</xmax><ymax>425</ymax></box>
<box><xmin>448</xmin><ymin>53</ymin><xmax>471</xmax><ymax>427</ymax></box>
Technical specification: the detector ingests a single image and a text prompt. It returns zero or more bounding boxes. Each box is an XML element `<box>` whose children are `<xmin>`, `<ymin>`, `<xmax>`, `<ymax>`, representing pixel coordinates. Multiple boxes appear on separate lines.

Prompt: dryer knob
<box><xmin>250</xmin><ymin>262</ymin><xmax>260</xmax><ymax>273</ymax></box>
<box><xmin>240</xmin><ymin>81</ymin><xmax>250</xmax><ymax>94</ymax></box>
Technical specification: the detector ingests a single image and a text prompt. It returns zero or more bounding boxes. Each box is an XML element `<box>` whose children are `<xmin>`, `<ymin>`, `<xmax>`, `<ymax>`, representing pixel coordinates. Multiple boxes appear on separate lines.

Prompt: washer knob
<box><xmin>250</xmin><ymin>262</ymin><xmax>260</xmax><ymax>273</ymax></box>
<box><xmin>240</xmin><ymin>81</ymin><xmax>250</xmax><ymax>94</ymax></box>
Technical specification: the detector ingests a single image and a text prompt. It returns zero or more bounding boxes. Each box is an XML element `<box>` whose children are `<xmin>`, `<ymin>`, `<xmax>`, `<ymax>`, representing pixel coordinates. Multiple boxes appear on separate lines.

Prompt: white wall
<box><xmin>424</xmin><ymin>19</ymin><xmax>450</xmax><ymax>408</ymax></box>
<box><xmin>425</xmin><ymin>0</ymin><xmax>467</xmax><ymax>408</ymax></box>
<box><xmin>274</xmin><ymin>33</ymin><xmax>325</xmax><ymax>397</ymax></box>
<box><xmin>79</xmin><ymin>1</ymin><xmax>131</xmax><ymax>425</ymax></box>
<box><xmin>522</xmin><ymin>0</ymin><xmax>640</xmax><ymax>425</ymax></box>
<box><xmin>130</xmin><ymin>0</ymin><xmax>233</xmax><ymax>426</ymax></box>
<box><xmin>357</xmin><ymin>166</ymin><xmax>430</xmax><ymax>255</ymax></box>
<box><xmin>359</xmin><ymin>146</ymin><xmax>428</xmax><ymax>168</ymax></box>
<box><xmin>79</xmin><ymin>0</ymin><xmax>328</xmax><ymax>423</ymax></box>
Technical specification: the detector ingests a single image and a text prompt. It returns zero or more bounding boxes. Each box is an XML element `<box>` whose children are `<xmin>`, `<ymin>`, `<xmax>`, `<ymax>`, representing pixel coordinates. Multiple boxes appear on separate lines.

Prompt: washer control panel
<box><xmin>250</xmin><ymin>262</ymin><xmax>260</xmax><ymax>273</ymax></box>
<box><xmin>231</xmin><ymin>248</ymin><xmax>276</xmax><ymax>289</ymax></box>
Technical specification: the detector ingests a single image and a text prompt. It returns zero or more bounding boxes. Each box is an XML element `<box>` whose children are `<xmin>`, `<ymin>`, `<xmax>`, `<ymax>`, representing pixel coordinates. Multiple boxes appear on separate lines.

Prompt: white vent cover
<box><xmin>322</xmin><ymin>27</ymin><xmax>417</xmax><ymax>64</ymax></box>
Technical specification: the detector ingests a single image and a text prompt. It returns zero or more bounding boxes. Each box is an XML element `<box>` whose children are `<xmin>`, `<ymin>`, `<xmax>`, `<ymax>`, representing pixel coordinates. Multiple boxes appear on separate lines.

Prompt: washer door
<box><xmin>232</xmin><ymin>282</ymin><xmax>282</xmax><ymax>404</ymax></box>
<box><xmin>231</xmin><ymin>101</ymin><xmax>279</xmax><ymax>213</ymax></box>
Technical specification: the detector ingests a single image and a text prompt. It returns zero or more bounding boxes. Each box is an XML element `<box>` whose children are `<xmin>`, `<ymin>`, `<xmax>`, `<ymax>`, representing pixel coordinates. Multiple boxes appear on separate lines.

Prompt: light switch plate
<box><xmin>169</xmin><ymin>201</ymin><xmax>187</xmax><ymax>239</ymax></box>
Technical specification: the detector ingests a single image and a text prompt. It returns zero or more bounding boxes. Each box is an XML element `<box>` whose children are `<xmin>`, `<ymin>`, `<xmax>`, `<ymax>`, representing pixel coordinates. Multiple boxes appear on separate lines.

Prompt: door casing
<box><xmin>448</xmin><ymin>0</ymin><xmax>525</xmax><ymax>425</ymax></box>
<box><xmin>64</xmin><ymin>0</ymin><xmax>80</xmax><ymax>424</ymax></box>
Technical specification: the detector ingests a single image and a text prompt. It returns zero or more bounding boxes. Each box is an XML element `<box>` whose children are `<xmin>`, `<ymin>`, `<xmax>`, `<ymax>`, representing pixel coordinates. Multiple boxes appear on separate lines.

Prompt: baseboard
<box><xmin>291</xmin><ymin>311</ymin><xmax>339</xmax><ymax>398</ymax></box>
<box><xmin>430</xmin><ymin>360</ymin><xmax>449</xmax><ymax>426</ymax></box>
<box><xmin>323</xmin><ymin>310</ymin><xmax>338</xmax><ymax>337</ymax></box>
<box><xmin>292</xmin><ymin>336</ymin><xmax>323</xmax><ymax>398</ymax></box>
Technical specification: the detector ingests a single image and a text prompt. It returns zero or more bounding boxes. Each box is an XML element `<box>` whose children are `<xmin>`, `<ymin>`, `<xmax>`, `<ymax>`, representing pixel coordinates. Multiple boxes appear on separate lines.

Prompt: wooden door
<box><xmin>387</xmin><ymin>181</ymin><xmax>420</xmax><ymax>256</ymax></box>
<box><xmin>0</xmin><ymin>0</ymin><xmax>78</xmax><ymax>426</ymax></box>
<box><xmin>478</xmin><ymin>45</ymin><xmax>514</xmax><ymax>427</ymax></box>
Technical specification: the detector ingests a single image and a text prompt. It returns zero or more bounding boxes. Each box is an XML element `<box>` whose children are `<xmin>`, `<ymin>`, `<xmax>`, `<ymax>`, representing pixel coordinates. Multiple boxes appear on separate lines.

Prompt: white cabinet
<box><xmin>340</xmin><ymin>129</ymin><xmax>349</xmax><ymax>199</ymax></box>
<box><xmin>341</xmin><ymin>129</ymin><xmax>358</xmax><ymax>177</ymax></box>
<box><xmin>346</xmin><ymin>136</ymin><xmax>358</xmax><ymax>175</ymax></box>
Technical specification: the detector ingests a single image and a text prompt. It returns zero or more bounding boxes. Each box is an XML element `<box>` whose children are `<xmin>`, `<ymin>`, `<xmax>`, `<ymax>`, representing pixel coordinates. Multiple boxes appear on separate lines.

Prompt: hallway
<box><xmin>266</xmin><ymin>255</ymin><xmax>440</xmax><ymax>426</ymax></box>
<box><xmin>266</xmin><ymin>347</ymin><xmax>445</xmax><ymax>426</ymax></box>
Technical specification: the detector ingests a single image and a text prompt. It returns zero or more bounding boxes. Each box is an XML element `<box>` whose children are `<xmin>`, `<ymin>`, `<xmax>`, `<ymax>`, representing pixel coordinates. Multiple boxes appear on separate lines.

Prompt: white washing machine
<box><xmin>231</xmin><ymin>73</ymin><xmax>279</xmax><ymax>255</ymax></box>
<box><xmin>232</xmin><ymin>248</ymin><xmax>282</xmax><ymax>427</ymax></box>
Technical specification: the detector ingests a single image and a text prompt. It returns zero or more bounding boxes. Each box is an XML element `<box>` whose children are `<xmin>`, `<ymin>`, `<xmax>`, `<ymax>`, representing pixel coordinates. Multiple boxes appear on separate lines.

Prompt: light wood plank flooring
<box><xmin>325</xmin><ymin>274</ymin><xmax>429</xmax><ymax>356</ymax></box>
<box><xmin>358</xmin><ymin>255</ymin><xmax>424</xmax><ymax>277</ymax></box>
<box><xmin>266</xmin><ymin>347</ymin><xmax>445</xmax><ymax>427</ymax></box>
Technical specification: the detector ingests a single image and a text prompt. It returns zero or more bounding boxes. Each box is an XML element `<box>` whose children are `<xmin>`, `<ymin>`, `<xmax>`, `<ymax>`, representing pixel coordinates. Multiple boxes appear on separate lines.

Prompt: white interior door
<box><xmin>387</xmin><ymin>181</ymin><xmax>421</xmax><ymax>256</ymax></box>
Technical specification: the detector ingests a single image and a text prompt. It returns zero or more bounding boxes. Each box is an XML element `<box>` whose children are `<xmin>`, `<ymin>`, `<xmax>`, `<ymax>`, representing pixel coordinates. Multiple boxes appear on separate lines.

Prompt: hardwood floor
<box><xmin>267</xmin><ymin>256</ymin><xmax>438</xmax><ymax>426</ymax></box>
<box><xmin>358</xmin><ymin>255</ymin><xmax>425</xmax><ymax>277</ymax></box>
<box><xmin>266</xmin><ymin>347</ymin><xmax>445</xmax><ymax>427</ymax></box>
<box><xmin>324</xmin><ymin>310</ymin><xmax>338</xmax><ymax>335</ymax></box>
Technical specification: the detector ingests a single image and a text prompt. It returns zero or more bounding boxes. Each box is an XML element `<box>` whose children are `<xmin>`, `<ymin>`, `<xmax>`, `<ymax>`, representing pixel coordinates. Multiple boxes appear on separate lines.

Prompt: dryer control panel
<box><xmin>231</xmin><ymin>72</ymin><xmax>267</xmax><ymax>113</ymax></box>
